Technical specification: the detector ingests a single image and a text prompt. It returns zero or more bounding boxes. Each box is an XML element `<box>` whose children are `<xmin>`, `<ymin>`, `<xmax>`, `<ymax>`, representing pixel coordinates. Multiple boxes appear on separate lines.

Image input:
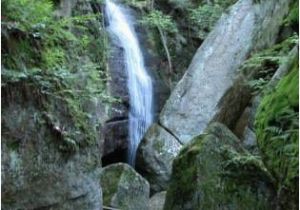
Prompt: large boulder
<box><xmin>159</xmin><ymin>0</ymin><xmax>292</xmax><ymax>144</ymax></box>
<box><xmin>149</xmin><ymin>191</ymin><xmax>167</xmax><ymax>210</ymax></box>
<box><xmin>1</xmin><ymin>90</ymin><xmax>103</xmax><ymax>210</ymax></box>
<box><xmin>164</xmin><ymin>123</ymin><xmax>275</xmax><ymax>210</ymax></box>
<box><xmin>136</xmin><ymin>124</ymin><xmax>182</xmax><ymax>193</ymax></box>
<box><xmin>99</xmin><ymin>163</ymin><xmax>150</xmax><ymax>210</ymax></box>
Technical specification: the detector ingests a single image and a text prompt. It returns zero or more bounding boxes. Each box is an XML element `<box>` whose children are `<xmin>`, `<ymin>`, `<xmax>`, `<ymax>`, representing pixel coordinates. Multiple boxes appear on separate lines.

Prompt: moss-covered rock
<box><xmin>1</xmin><ymin>0</ymin><xmax>112</xmax><ymax>151</ymax></box>
<box><xmin>99</xmin><ymin>163</ymin><xmax>150</xmax><ymax>210</ymax></box>
<box><xmin>1</xmin><ymin>0</ymin><xmax>109</xmax><ymax>209</ymax></box>
<box><xmin>255</xmin><ymin>61</ymin><xmax>299</xmax><ymax>209</ymax></box>
<box><xmin>164</xmin><ymin>123</ymin><xmax>275</xmax><ymax>210</ymax></box>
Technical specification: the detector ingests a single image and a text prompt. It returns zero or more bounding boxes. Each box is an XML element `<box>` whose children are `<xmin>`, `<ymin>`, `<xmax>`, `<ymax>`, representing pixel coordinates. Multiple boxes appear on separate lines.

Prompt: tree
<box><xmin>141</xmin><ymin>10</ymin><xmax>177</xmax><ymax>79</ymax></box>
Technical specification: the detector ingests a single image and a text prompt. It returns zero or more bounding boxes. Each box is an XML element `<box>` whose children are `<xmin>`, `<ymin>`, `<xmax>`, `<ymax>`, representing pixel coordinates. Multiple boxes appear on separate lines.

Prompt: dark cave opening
<box><xmin>101</xmin><ymin>148</ymin><xmax>128</xmax><ymax>167</ymax></box>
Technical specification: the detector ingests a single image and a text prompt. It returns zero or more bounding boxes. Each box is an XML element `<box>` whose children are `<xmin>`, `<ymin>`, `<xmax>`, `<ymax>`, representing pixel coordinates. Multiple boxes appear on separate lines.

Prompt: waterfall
<box><xmin>105</xmin><ymin>0</ymin><xmax>153</xmax><ymax>166</ymax></box>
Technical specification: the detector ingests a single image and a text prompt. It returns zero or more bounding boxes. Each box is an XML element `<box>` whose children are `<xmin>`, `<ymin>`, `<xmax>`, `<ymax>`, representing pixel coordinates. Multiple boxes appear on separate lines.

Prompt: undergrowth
<box><xmin>255</xmin><ymin>61</ymin><xmax>299</xmax><ymax>208</ymax></box>
<box><xmin>238</xmin><ymin>34</ymin><xmax>298</xmax><ymax>94</ymax></box>
<box><xmin>2</xmin><ymin>0</ymin><xmax>113</xmax><ymax>152</ymax></box>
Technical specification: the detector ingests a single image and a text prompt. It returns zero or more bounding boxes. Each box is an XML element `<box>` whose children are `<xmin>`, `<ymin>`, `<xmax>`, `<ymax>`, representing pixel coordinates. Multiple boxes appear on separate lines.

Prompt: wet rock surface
<box><xmin>99</xmin><ymin>163</ymin><xmax>150</xmax><ymax>210</ymax></box>
<box><xmin>102</xmin><ymin>119</ymin><xmax>129</xmax><ymax>156</ymax></box>
<box><xmin>136</xmin><ymin>124</ymin><xmax>182</xmax><ymax>193</ymax></box>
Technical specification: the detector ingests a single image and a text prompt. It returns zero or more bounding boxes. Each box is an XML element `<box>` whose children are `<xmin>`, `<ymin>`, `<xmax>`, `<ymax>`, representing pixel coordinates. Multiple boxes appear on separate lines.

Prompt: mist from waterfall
<box><xmin>105</xmin><ymin>0</ymin><xmax>153</xmax><ymax>166</ymax></box>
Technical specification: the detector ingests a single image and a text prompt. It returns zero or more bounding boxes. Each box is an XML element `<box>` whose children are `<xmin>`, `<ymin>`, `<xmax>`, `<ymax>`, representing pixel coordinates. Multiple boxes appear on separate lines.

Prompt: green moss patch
<box><xmin>164</xmin><ymin>123</ymin><xmax>273</xmax><ymax>210</ymax></box>
<box><xmin>255</xmin><ymin>61</ymin><xmax>299</xmax><ymax>209</ymax></box>
<box><xmin>2</xmin><ymin>0</ymin><xmax>113</xmax><ymax>152</ymax></box>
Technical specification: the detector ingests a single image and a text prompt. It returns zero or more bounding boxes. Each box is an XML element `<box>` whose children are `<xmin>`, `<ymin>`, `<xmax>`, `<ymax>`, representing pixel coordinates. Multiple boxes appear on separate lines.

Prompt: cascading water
<box><xmin>105</xmin><ymin>0</ymin><xmax>153</xmax><ymax>166</ymax></box>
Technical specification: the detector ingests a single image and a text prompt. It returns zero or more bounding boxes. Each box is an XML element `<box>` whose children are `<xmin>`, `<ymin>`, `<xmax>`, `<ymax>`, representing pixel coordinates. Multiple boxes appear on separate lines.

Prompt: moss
<box><xmin>255</xmin><ymin>60</ymin><xmax>299</xmax><ymax>208</ymax></box>
<box><xmin>2</xmin><ymin>0</ymin><xmax>114</xmax><ymax>152</ymax></box>
<box><xmin>153</xmin><ymin>139</ymin><xmax>165</xmax><ymax>152</ymax></box>
<box><xmin>164</xmin><ymin>123</ymin><xmax>272</xmax><ymax>210</ymax></box>
<box><xmin>100</xmin><ymin>164</ymin><xmax>142</xmax><ymax>206</ymax></box>
<box><xmin>100</xmin><ymin>166</ymin><xmax>124</xmax><ymax>205</ymax></box>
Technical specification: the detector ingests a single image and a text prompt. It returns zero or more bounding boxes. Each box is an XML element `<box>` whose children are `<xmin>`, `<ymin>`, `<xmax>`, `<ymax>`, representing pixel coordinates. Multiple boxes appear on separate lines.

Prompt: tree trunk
<box><xmin>157</xmin><ymin>26</ymin><xmax>173</xmax><ymax>86</ymax></box>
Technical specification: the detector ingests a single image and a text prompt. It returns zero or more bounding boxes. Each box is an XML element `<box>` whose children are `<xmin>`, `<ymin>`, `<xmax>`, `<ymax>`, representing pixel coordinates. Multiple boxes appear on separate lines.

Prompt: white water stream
<box><xmin>105</xmin><ymin>0</ymin><xmax>153</xmax><ymax>166</ymax></box>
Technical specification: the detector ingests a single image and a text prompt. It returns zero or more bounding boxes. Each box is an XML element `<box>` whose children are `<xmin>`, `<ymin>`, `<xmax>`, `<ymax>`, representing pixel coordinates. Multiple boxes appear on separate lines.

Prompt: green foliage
<box><xmin>189</xmin><ymin>4</ymin><xmax>222</xmax><ymax>39</ymax></box>
<box><xmin>283</xmin><ymin>0</ymin><xmax>299</xmax><ymax>28</ymax></box>
<box><xmin>2</xmin><ymin>0</ymin><xmax>111</xmax><ymax>152</ymax></box>
<box><xmin>141</xmin><ymin>0</ymin><xmax>238</xmax><ymax>84</ymax></box>
<box><xmin>247</xmin><ymin>78</ymin><xmax>268</xmax><ymax>92</ymax></box>
<box><xmin>187</xmin><ymin>0</ymin><xmax>237</xmax><ymax>40</ymax></box>
<box><xmin>140</xmin><ymin>10</ymin><xmax>177</xmax><ymax>33</ymax></box>
<box><xmin>255</xmin><ymin>62</ymin><xmax>299</xmax><ymax>207</ymax></box>
<box><xmin>42</xmin><ymin>48</ymin><xmax>66</xmax><ymax>69</ymax></box>
<box><xmin>124</xmin><ymin>0</ymin><xmax>148</xmax><ymax>9</ymax></box>
<box><xmin>239</xmin><ymin>34</ymin><xmax>298</xmax><ymax>93</ymax></box>
<box><xmin>2</xmin><ymin>0</ymin><xmax>53</xmax><ymax>31</ymax></box>
<box><xmin>221</xmin><ymin>147</ymin><xmax>273</xmax><ymax>183</ymax></box>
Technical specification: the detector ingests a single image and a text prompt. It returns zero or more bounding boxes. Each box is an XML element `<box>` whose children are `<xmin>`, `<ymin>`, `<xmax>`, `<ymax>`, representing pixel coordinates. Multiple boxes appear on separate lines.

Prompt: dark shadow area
<box><xmin>102</xmin><ymin>148</ymin><xmax>128</xmax><ymax>167</ymax></box>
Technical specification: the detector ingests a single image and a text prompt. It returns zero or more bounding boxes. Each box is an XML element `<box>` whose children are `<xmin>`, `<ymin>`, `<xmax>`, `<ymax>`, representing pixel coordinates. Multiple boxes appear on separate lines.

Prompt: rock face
<box><xmin>1</xmin><ymin>0</ymin><xmax>106</xmax><ymax>209</ymax></box>
<box><xmin>159</xmin><ymin>0</ymin><xmax>292</xmax><ymax>144</ymax></box>
<box><xmin>103</xmin><ymin>22</ymin><xmax>130</xmax><ymax>157</ymax></box>
<box><xmin>99</xmin><ymin>163</ymin><xmax>150</xmax><ymax>210</ymax></box>
<box><xmin>1</xmin><ymin>88</ymin><xmax>103</xmax><ymax>210</ymax></box>
<box><xmin>136</xmin><ymin>124</ymin><xmax>182</xmax><ymax>193</ymax></box>
<box><xmin>102</xmin><ymin>119</ymin><xmax>129</xmax><ymax>156</ymax></box>
<box><xmin>150</xmin><ymin>191</ymin><xmax>167</xmax><ymax>210</ymax></box>
<box><xmin>107</xmin><ymin>38</ymin><xmax>129</xmax><ymax>119</ymax></box>
<box><xmin>164</xmin><ymin>123</ymin><xmax>275</xmax><ymax>210</ymax></box>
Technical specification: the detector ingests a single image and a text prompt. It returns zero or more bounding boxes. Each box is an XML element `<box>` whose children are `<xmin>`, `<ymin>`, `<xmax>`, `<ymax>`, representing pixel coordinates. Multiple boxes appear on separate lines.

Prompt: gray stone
<box><xmin>234</xmin><ymin>97</ymin><xmax>261</xmax><ymax>151</ymax></box>
<box><xmin>164</xmin><ymin>123</ymin><xmax>274</xmax><ymax>210</ymax></box>
<box><xmin>243</xmin><ymin>126</ymin><xmax>257</xmax><ymax>148</ymax></box>
<box><xmin>107</xmin><ymin>43</ymin><xmax>129</xmax><ymax>112</ymax></box>
<box><xmin>106</xmin><ymin>17</ymin><xmax>129</xmax><ymax>120</ymax></box>
<box><xmin>1</xmin><ymin>1</ymin><xmax>106</xmax><ymax>209</ymax></box>
<box><xmin>136</xmin><ymin>124</ymin><xmax>182</xmax><ymax>193</ymax></box>
<box><xmin>149</xmin><ymin>191</ymin><xmax>167</xmax><ymax>210</ymax></box>
<box><xmin>159</xmin><ymin>0</ymin><xmax>292</xmax><ymax>144</ymax></box>
<box><xmin>100</xmin><ymin>163</ymin><xmax>150</xmax><ymax>210</ymax></box>
<box><xmin>1</xmin><ymin>103</ymin><xmax>103</xmax><ymax>210</ymax></box>
<box><xmin>102</xmin><ymin>119</ymin><xmax>129</xmax><ymax>156</ymax></box>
